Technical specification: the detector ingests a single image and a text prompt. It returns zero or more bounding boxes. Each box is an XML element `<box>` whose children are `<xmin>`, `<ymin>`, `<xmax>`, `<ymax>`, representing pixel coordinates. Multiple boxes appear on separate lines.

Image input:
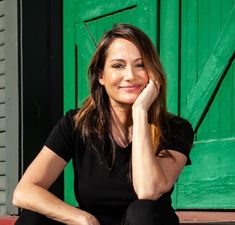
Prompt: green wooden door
<box><xmin>63</xmin><ymin>0</ymin><xmax>157</xmax><ymax>206</ymax></box>
<box><xmin>161</xmin><ymin>0</ymin><xmax>235</xmax><ymax>209</ymax></box>
<box><xmin>64</xmin><ymin>0</ymin><xmax>235</xmax><ymax>209</ymax></box>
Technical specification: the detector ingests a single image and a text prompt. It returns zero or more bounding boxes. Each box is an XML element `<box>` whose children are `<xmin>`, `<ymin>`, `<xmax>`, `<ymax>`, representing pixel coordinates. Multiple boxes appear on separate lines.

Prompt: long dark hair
<box><xmin>75</xmin><ymin>23</ymin><xmax>168</xmax><ymax>168</ymax></box>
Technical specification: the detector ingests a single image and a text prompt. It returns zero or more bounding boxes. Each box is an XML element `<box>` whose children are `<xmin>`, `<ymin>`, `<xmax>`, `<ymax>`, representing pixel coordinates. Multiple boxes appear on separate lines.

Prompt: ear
<box><xmin>98</xmin><ymin>72</ymin><xmax>104</xmax><ymax>85</ymax></box>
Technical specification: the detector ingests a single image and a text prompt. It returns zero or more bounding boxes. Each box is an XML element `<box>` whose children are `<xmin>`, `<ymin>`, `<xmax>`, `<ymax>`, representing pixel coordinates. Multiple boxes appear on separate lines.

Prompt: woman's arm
<box><xmin>131</xmin><ymin>80</ymin><xmax>187</xmax><ymax>200</ymax></box>
<box><xmin>13</xmin><ymin>146</ymin><xmax>100</xmax><ymax>225</ymax></box>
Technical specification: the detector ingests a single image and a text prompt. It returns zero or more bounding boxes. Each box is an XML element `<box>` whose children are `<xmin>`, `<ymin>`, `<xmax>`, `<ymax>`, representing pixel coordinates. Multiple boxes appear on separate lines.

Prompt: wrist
<box><xmin>62</xmin><ymin>207</ymin><xmax>90</xmax><ymax>225</ymax></box>
<box><xmin>132</xmin><ymin>107</ymin><xmax>148</xmax><ymax>120</ymax></box>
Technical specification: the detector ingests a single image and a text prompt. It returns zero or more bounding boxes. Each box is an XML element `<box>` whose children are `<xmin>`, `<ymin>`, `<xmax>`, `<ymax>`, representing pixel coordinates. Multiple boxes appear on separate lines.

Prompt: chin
<box><xmin>111</xmin><ymin>95</ymin><xmax>139</xmax><ymax>106</ymax></box>
<box><xmin>122</xmin><ymin>97</ymin><xmax>138</xmax><ymax>105</ymax></box>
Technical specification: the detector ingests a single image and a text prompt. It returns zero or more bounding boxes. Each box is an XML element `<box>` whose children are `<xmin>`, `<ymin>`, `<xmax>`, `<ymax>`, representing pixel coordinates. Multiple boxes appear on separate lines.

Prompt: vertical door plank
<box><xmin>160</xmin><ymin>0</ymin><xmax>179</xmax><ymax>114</ymax></box>
<box><xmin>63</xmin><ymin>0</ymin><xmax>76</xmax><ymax>111</ymax></box>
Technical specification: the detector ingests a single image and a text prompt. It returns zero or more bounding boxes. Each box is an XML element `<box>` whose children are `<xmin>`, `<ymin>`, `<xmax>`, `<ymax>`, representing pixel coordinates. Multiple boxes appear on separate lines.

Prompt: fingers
<box><xmin>149</xmin><ymin>79</ymin><xmax>160</xmax><ymax>96</ymax></box>
<box><xmin>132</xmin><ymin>79</ymin><xmax>159</xmax><ymax>111</ymax></box>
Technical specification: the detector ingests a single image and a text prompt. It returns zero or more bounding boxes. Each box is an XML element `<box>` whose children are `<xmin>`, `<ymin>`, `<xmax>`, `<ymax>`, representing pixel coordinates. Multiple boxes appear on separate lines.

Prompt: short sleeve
<box><xmin>162</xmin><ymin>116</ymin><xmax>194</xmax><ymax>165</ymax></box>
<box><xmin>44</xmin><ymin>110</ymin><xmax>77</xmax><ymax>162</ymax></box>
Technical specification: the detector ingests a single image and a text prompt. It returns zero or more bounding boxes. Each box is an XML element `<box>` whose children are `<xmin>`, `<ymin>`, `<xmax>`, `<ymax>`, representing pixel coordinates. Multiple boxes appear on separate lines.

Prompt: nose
<box><xmin>124</xmin><ymin>65</ymin><xmax>135</xmax><ymax>80</ymax></box>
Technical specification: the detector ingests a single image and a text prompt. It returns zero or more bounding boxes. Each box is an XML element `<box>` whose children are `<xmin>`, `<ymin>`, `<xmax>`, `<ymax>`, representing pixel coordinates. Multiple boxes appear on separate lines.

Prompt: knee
<box><xmin>125</xmin><ymin>199</ymin><xmax>161</xmax><ymax>225</ymax></box>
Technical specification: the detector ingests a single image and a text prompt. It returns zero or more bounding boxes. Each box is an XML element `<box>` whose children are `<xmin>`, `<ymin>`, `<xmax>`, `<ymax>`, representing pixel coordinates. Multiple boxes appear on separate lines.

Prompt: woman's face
<box><xmin>99</xmin><ymin>38</ymin><xmax>149</xmax><ymax>108</ymax></box>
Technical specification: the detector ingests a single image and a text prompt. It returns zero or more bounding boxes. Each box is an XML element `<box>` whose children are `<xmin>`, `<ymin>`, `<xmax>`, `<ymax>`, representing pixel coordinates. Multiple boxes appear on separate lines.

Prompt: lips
<box><xmin>119</xmin><ymin>84</ymin><xmax>142</xmax><ymax>91</ymax></box>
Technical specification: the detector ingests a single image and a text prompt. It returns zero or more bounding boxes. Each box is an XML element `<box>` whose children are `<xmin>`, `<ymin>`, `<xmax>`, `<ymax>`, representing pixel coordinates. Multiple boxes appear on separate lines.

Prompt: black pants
<box><xmin>15</xmin><ymin>200</ymin><xmax>179</xmax><ymax>225</ymax></box>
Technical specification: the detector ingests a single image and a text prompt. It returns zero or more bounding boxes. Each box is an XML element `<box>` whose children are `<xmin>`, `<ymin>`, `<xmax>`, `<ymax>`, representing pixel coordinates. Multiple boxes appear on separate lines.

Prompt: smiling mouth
<box><xmin>119</xmin><ymin>84</ymin><xmax>142</xmax><ymax>90</ymax></box>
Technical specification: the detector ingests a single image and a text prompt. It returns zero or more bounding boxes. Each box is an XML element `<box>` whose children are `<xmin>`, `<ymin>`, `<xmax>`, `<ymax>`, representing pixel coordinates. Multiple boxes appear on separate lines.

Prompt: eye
<box><xmin>112</xmin><ymin>63</ymin><xmax>125</xmax><ymax>69</ymax></box>
<box><xmin>136</xmin><ymin>63</ymin><xmax>145</xmax><ymax>68</ymax></box>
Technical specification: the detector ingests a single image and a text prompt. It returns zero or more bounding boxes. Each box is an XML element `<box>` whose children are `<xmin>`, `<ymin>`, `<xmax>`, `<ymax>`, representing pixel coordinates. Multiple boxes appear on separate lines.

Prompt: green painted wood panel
<box><xmin>175</xmin><ymin>0</ymin><xmax>235</xmax><ymax>209</ymax></box>
<box><xmin>63</xmin><ymin>0</ymin><xmax>157</xmax><ymax>206</ymax></box>
<box><xmin>160</xmin><ymin>0</ymin><xmax>179</xmax><ymax>115</ymax></box>
<box><xmin>178</xmin><ymin>138</ymin><xmax>235</xmax><ymax>208</ymax></box>
<box><xmin>181</xmin><ymin>4</ymin><xmax>235</xmax><ymax>130</ymax></box>
<box><xmin>63</xmin><ymin>0</ymin><xmax>76</xmax><ymax>112</ymax></box>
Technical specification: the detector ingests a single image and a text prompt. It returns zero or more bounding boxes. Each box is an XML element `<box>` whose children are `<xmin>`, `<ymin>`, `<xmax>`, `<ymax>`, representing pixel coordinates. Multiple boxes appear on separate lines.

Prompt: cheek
<box><xmin>108</xmin><ymin>73</ymin><xmax>122</xmax><ymax>85</ymax></box>
<box><xmin>101</xmin><ymin>75</ymin><xmax>119</xmax><ymax>90</ymax></box>
<box><xmin>142</xmin><ymin>72</ymin><xmax>149</xmax><ymax>85</ymax></box>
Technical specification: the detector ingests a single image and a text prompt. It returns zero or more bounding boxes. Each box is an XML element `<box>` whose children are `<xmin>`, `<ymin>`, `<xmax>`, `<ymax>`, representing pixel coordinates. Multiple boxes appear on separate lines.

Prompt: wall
<box><xmin>0</xmin><ymin>0</ymin><xmax>19</xmax><ymax>215</ymax></box>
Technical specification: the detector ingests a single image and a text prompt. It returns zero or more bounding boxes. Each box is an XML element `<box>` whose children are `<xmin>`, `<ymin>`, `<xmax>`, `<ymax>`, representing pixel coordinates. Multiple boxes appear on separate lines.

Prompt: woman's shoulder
<box><xmin>61</xmin><ymin>109</ymin><xmax>79</xmax><ymax>126</ymax></box>
<box><xmin>161</xmin><ymin>114</ymin><xmax>194</xmax><ymax>163</ymax></box>
<box><xmin>165</xmin><ymin>114</ymin><xmax>194</xmax><ymax>143</ymax></box>
<box><xmin>166</xmin><ymin>114</ymin><xmax>193</xmax><ymax>134</ymax></box>
<box><xmin>64</xmin><ymin>109</ymin><xmax>79</xmax><ymax>119</ymax></box>
<box><xmin>44</xmin><ymin>109</ymin><xmax>80</xmax><ymax>162</ymax></box>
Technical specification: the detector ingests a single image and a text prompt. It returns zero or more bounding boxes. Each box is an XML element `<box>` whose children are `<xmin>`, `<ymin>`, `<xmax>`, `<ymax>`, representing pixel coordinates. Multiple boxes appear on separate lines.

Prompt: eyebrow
<box><xmin>110</xmin><ymin>58</ymin><xmax>143</xmax><ymax>62</ymax></box>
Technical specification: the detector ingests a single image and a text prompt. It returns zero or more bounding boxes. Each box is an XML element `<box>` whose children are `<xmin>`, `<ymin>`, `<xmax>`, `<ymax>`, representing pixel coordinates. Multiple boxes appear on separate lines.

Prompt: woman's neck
<box><xmin>110</xmin><ymin>105</ymin><xmax>133</xmax><ymax>148</ymax></box>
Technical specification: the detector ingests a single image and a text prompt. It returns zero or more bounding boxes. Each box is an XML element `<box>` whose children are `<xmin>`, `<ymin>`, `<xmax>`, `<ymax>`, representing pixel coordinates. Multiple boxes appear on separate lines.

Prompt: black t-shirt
<box><xmin>45</xmin><ymin>109</ymin><xmax>194</xmax><ymax>225</ymax></box>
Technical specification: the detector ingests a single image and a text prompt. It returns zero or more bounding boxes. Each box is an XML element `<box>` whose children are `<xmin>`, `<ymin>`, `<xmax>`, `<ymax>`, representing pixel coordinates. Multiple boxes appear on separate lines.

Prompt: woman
<box><xmin>13</xmin><ymin>23</ymin><xmax>194</xmax><ymax>225</ymax></box>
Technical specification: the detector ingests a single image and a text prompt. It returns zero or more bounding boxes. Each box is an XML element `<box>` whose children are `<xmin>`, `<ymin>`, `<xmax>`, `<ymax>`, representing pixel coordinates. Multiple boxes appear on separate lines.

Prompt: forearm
<box><xmin>132</xmin><ymin>109</ymin><xmax>168</xmax><ymax>200</ymax></box>
<box><xmin>13</xmin><ymin>184</ymin><xmax>87</xmax><ymax>225</ymax></box>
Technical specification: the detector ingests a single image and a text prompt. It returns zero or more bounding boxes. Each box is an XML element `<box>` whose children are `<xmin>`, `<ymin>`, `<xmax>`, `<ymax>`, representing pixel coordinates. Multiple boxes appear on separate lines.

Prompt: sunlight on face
<box><xmin>99</xmin><ymin>38</ymin><xmax>149</xmax><ymax>108</ymax></box>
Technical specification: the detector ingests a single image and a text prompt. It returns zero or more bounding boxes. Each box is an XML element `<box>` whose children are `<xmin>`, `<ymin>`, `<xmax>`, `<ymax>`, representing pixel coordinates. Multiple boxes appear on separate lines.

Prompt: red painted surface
<box><xmin>0</xmin><ymin>216</ymin><xmax>17</xmax><ymax>225</ymax></box>
<box><xmin>177</xmin><ymin>211</ymin><xmax>235</xmax><ymax>224</ymax></box>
